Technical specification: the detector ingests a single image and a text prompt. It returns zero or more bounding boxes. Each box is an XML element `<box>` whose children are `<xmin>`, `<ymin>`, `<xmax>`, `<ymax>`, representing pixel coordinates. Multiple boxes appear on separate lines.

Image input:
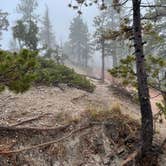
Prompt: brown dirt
<box><xmin>0</xmin><ymin>77</ymin><xmax>165</xmax><ymax>165</ymax></box>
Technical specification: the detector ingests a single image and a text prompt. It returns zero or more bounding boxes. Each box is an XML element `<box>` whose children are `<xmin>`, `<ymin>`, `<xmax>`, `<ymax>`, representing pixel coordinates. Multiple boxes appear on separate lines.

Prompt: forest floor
<box><xmin>0</xmin><ymin>76</ymin><xmax>165</xmax><ymax>165</ymax></box>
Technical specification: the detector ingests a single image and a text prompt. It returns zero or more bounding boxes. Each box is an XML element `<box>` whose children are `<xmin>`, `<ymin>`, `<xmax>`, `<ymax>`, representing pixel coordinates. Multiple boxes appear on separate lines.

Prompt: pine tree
<box><xmin>13</xmin><ymin>0</ymin><xmax>39</xmax><ymax>50</ymax></box>
<box><xmin>71</xmin><ymin>0</ymin><xmax>166</xmax><ymax>162</ymax></box>
<box><xmin>93</xmin><ymin>2</ymin><xmax>124</xmax><ymax>81</ymax></box>
<box><xmin>13</xmin><ymin>19</ymin><xmax>39</xmax><ymax>50</ymax></box>
<box><xmin>40</xmin><ymin>5</ymin><xmax>56</xmax><ymax>49</ymax></box>
<box><xmin>0</xmin><ymin>10</ymin><xmax>9</xmax><ymax>47</ymax></box>
<box><xmin>16</xmin><ymin>0</ymin><xmax>38</xmax><ymax>22</ymax></box>
<box><xmin>68</xmin><ymin>16</ymin><xmax>92</xmax><ymax>68</ymax></box>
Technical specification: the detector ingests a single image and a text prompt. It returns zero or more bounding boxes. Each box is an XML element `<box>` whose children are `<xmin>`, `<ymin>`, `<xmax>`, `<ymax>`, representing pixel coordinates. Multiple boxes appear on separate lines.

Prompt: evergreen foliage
<box><xmin>109</xmin><ymin>54</ymin><xmax>166</xmax><ymax>115</ymax></box>
<box><xmin>35</xmin><ymin>57</ymin><xmax>95</xmax><ymax>92</ymax></box>
<box><xmin>0</xmin><ymin>10</ymin><xmax>9</xmax><ymax>46</ymax></box>
<box><xmin>13</xmin><ymin>20</ymin><xmax>38</xmax><ymax>51</ymax></box>
<box><xmin>66</xmin><ymin>16</ymin><xmax>92</xmax><ymax>68</ymax></box>
<box><xmin>16</xmin><ymin>0</ymin><xmax>38</xmax><ymax>21</ymax></box>
<box><xmin>13</xmin><ymin>0</ymin><xmax>39</xmax><ymax>50</ymax></box>
<box><xmin>0</xmin><ymin>49</ymin><xmax>38</xmax><ymax>93</ymax></box>
<box><xmin>40</xmin><ymin>5</ymin><xmax>56</xmax><ymax>49</ymax></box>
<box><xmin>0</xmin><ymin>49</ymin><xmax>95</xmax><ymax>93</ymax></box>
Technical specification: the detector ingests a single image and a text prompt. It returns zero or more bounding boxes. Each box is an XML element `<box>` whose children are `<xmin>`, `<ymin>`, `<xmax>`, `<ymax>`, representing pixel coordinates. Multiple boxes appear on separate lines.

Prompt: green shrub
<box><xmin>0</xmin><ymin>50</ymin><xmax>95</xmax><ymax>93</ymax></box>
<box><xmin>0</xmin><ymin>49</ymin><xmax>38</xmax><ymax>93</ymax></box>
<box><xmin>35</xmin><ymin>57</ymin><xmax>95</xmax><ymax>92</ymax></box>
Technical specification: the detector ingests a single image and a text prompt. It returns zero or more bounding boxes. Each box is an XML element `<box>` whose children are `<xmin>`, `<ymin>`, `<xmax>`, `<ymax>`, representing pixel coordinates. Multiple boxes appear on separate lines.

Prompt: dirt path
<box><xmin>0</xmin><ymin>79</ymin><xmax>140</xmax><ymax>127</ymax></box>
<box><xmin>0</xmin><ymin>79</ymin><xmax>166</xmax><ymax>165</ymax></box>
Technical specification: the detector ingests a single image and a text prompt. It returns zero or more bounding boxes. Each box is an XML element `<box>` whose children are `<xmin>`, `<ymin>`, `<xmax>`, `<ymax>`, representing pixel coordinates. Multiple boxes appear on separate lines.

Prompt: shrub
<box><xmin>0</xmin><ymin>50</ymin><xmax>95</xmax><ymax>93</ymax></box>
<box><xmin>35</xmin><ymin>57</ymin><xmax>95</xmax><ymax>92</ymax></box>
<box><xmin>0</xmin><ymin>49</ymin><xmax>38</xmax><ymax>93</ymax></box>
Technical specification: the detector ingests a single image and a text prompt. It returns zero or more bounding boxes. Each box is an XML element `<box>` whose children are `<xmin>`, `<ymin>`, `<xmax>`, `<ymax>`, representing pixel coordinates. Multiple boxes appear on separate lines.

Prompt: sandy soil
<box><xmin>0</xmin><ymin>79</ymin><xmax>140</xmax><ymax>127</ymax></box>
<box><xmin>0</xmin><ymin>77</ymin><xmax>165</xmax><ymax>165</ymax></box>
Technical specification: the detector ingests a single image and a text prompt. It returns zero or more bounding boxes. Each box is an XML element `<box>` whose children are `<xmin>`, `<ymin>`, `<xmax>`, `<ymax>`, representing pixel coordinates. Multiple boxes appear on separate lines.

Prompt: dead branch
<box><xmin>10</xmin><ymin>113</ymin><xmax>51</xmax><ymax>127</ymax></box>
<box><xmin>120</xmin><ymin>150</ymin><xmax>139</xmax><ymax>166</ymax></box>
<box><xmin>71</xmin><ymin>94</ymin><xmax>88</xmax><ymax>103</ymax></box>
<box><xmin>0</xmin><ymin>124</ymin><xmax>70</xmax><ymax>133</ymax></box>
<box><xmin>90</xmin><ymin>121</ymin><xmax>114</xmax><ymax>125</ymax></box>
<box><xmin>0</xmin><ymin>125</ymin><xmax>92</xmax><ymax>155</ymax></box>
<box><xmin>160</xmin><ymin>138</ymin><xmax>166</xmax><ymax>150</ymax></box>
<box><xmin>140</xmin><ymin>5</ymin><xmax>166</xmax><ymax>8</ymax></box>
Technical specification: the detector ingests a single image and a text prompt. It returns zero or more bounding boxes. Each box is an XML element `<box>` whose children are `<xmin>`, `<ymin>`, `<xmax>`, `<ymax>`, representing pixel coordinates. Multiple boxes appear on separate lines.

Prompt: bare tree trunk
<box><xmin>132</xmin><ymin>0</ymin><xmax>153</xmax><ymax>156</ymax></box>
<box><xmin>101</xmin><ymin>39</ymin><xmax>105</xmax><ymax>82</ymax></box>
<box><xmin>112</xmin><ymin>42</ymin><xmax>118</xmax><ymax>68</ymax></box>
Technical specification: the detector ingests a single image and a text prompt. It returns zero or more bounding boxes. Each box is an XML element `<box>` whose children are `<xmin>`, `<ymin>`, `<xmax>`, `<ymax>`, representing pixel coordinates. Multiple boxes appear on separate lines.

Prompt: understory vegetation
<box><xmin>35</xmin><ymin>57</ymin><xmax>95</xmax><ymax>92</ymax></box>
<box><xmin>0</xmin><ymin>49</ymin><xmax>95</xmax><ymax>93</ymax></box>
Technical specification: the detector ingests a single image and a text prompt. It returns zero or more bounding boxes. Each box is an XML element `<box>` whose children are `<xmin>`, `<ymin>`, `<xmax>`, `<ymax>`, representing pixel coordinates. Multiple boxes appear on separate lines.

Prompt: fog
<box><xmin>0</xmin><ymin>0</ymin><xmax>163</xmax><ymax>80</ymax></box>
<box><xmin>1</xmin><ymin>0</ymin><xmax>98</xmax><ymax>49</ymax></box>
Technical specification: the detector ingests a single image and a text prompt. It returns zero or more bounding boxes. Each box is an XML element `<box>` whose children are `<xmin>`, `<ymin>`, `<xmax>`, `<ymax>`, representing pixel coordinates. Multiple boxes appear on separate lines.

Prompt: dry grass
<box><xmin>84</xmin><ymin>102</ymin><xmax>134</xmax><ymax>122</ymax></box>
<box><xmin>83</xmin><ymin>102</ymin><xmax>140</xmax><ymax>143</ymax></box>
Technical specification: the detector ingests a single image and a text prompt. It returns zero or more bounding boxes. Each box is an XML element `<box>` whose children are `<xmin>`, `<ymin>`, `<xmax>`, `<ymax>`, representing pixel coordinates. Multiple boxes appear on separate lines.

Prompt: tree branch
<box><xmin>140</xmin><ymin>5</ymin><xmax>166</xmax><ymax>8</ymax></box>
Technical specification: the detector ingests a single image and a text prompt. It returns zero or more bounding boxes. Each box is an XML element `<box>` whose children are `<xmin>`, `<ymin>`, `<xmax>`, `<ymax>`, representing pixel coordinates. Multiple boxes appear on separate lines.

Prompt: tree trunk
<box><xmin>101</xmin><ymin>39</ymin><xmax>105</xmax><ymax>83</ymax></box>
<box><xmin>132</xmin><ymin>0</ymin><xmax>153</xmax><ymax>156</ymax></box>
<box><xmin>112</xmin><ymin>42</ymin><xmax>118</xmax><ymax>68</ymax></box>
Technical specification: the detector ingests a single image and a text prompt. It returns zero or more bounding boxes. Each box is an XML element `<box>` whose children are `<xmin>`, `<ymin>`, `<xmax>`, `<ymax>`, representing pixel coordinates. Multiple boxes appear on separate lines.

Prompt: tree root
<box><xmin>0</xmin><ymin>124</ymin><xmax>70</xmax><ymax>133</ymax></box>
<box><xmin>160</xmin><ymin>138</ymin><xmax>166</xmax><ymax>150</ymax></box>
<box><xmin>71</xmin><ymin>94</ymin><xmax>88</xmax><ymax>103</ymax></box>
<box><xmin>10</xmin><ymin>113</ymin><xmax>51</xmax><ymax>127</ymax></box>
<box><xmin>121</xmin><ymin>150</ymin><xmax>139</xmax><ymax>166</ymax></box>
<box><xmin>0</xmin><ymin>125</ymin><xmax>92</xmax><ymax>155</ymax></box>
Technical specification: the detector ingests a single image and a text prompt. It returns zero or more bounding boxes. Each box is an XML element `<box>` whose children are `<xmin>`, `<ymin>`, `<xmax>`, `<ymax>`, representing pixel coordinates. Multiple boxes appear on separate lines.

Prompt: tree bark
<box><xmin>112</xmin><ymin>42</ymin><xmax>118</xmax><ymax>68</ymax></box>
<box><xmin>132</xmin><ymin>0</ymin><xmax>153</xmax><ymax>155</ymax></box>
<box><xmin>101</xmin><ymin>39</ymin><xmax>105</xmax><ymax>82</ymax></box>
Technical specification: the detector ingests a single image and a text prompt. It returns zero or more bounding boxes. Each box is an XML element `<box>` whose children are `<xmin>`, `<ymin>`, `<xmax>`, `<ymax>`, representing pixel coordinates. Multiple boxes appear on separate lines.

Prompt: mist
<box><xmin>1</xmin><ymin>0</ymin><xmax>98</xmax><ymax>49</ymax></box>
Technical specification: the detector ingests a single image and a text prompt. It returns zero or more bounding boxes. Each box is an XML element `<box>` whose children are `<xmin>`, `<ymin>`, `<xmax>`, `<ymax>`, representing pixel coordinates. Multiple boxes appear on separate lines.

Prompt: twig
<box><xmin>71</xmin><ymin>94</ymin><xmax>87</xmax><ymax>103</ymax></box>
<box><xmin>120</xmin><ymin>150</ymin><xmax>139</xmax><ymax>166</ymax></box>
<box><xmin>0</xmin><ymin>124</ymin><xmax>70</xmax><ymax>133</ymax></box>
<box><xmin>0</xmin><ymin>125</ymin><xmax>92</xmax><ymax>155</ymax></box>
<box><xmin>160</xmin><ymin>138</ymin><xmax>166</xmax><ymax>150</ymax></box>
<box><xmin>150</xmin><ymin>93</ymin><xmax>162</xmax><ymax>99</ymax></box>
<box><xmin>90</xmin><ymin>121</ymin><xmax>114</xmax><ymax>125</ymax></box>
<box><xmin>10</xmin><ymin>113</ymin><xmax>51</xmax><ymax>127</ymax></box>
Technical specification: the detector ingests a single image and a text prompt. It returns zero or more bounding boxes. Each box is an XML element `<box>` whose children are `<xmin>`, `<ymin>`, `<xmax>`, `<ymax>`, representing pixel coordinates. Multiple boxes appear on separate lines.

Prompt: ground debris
<box><xmin>0</xmin><ymin>84</ymin><xmax>161</xmax><ymax>166</ymax></box>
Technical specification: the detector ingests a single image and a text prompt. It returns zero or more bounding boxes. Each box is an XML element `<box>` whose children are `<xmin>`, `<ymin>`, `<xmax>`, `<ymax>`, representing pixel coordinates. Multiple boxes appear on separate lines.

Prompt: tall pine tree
<box><xmin>13</xmin><ymin>0</ymin><xmax>39</xmax><ymax>50</ymax></box>
<box><xmin>40</xmin><ymin>5</ymin><xmax>56</xmax><ymax>49</ymax></box>
<box><xmin>68</xmin><ymin>16</ymin><xmax>91</xmax><ymax>68</ymax></box>
<box><xmin>0</xmin><ymin>10</ymin><xmax>9</xmax><ymax>47</ymax></box>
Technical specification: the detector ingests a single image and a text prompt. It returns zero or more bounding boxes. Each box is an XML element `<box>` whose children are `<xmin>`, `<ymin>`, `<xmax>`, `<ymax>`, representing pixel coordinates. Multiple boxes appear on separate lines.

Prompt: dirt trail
<box><xmin>0</xmin><ymin>78</ymin><xmax>166</xmax><ymax>165</ymax></box>
<box><xmin>0</xmin><ymin>79</ymin><xmax>139</xmax><ymax>127</ymax></box>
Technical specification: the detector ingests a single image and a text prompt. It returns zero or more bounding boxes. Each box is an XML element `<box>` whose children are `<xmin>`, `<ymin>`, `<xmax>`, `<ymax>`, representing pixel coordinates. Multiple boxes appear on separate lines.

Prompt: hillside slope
<box><xmin>0</xmin><ymin>79</ymin><xmax>165</xmax><ymax>165</ymax></box>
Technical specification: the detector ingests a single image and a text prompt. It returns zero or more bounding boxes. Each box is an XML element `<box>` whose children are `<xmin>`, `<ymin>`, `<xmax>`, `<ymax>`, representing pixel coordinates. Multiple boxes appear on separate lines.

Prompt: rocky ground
<box><xmin>0</xmin><ymin>79</ymin><xmax>140</xmax><ymax>127</ymax></box>
<box><xmin>0</xmin><ymin>78</ymin><xmax>165</xmax><ymax>166</ymax></box>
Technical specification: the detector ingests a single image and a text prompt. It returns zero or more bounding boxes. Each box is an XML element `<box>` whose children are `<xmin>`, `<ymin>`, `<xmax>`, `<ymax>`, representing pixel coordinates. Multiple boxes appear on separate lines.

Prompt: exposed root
<box><xmin>0</xmin><ymin>124</ymin><xmax>70</xmax><ymax>133</ymax></box>
<box><xmin>10</xmin><ymin>113</ymin><xmax>51</xmax><ymax>127</ymax></box>
<box><xmin>160</xmin><ymin>138</ymin><xmax>166</xmax><ymax>150</ymax></box>
<box><xmin>71</xmin><ymin>94</ymin><xmax>88</xmax><ymax>103</ymax></box>
<box><xmin>0</xmin><ymin>125</ymin><xmax>92</xmax><ymax>155</ymax></box>
<box><xmin>121</xmin><ymin>150</ymin><xmax>139</xmax><ymax>166</ymax></box>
